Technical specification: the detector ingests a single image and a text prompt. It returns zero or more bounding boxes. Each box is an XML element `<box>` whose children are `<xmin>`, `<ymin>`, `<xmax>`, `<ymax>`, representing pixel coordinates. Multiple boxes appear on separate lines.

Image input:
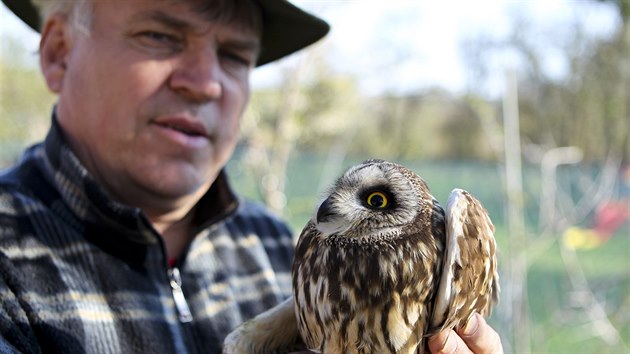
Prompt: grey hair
<box><xmin>31</xmin><ymin>0</ymin><xmax>93</xmax><ymax>35</ymax></box>
<box><xmin>31</xmin><ymin>0</ymin><xmax>262</xmax><ymax>36</ymax></box>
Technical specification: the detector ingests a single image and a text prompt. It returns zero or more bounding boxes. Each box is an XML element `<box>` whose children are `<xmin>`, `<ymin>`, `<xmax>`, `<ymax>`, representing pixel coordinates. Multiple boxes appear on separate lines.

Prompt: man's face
<box><xmin>52</xmin><ymin>0</ymin><xmax>260</xmax><ymax>210</ymax></box>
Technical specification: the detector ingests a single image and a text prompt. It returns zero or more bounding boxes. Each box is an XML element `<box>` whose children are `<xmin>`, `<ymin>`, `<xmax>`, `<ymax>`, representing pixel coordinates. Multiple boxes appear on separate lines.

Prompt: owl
<box><xmin>223</xmin><ymin>159</ymin><xmax>499</xmax><ymax>354</ymax></box>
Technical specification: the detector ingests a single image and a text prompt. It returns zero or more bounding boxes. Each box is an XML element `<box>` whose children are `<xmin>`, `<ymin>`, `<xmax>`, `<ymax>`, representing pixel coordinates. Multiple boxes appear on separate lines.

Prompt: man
<box><xmin>0</xmin><ymin>0</ymin><xmax>502</xmax><ymax>352</ymax></box>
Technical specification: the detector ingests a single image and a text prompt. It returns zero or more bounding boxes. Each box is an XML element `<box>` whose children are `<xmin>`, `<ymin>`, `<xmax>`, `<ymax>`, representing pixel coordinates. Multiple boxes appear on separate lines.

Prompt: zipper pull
<box><xmin>168</xmin><ymin>267</ymin><xmax>193</xmax><ymax>323</ymax></box>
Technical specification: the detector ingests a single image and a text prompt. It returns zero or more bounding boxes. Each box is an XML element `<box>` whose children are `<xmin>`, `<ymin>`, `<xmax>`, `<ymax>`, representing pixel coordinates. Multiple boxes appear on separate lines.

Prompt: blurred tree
<box><xmin>439</xmin><ymin>95</ymin><xmax>495</xmax><ymax>160</ymax></box>
<box><xmin>598</xmin><ymin>0</ymin><xmax>629</xmax><ymax>20</ymax></box>
<box><xmin>350</xmin><ymin>90</ymin><xmax>494</xmax><ymax>161</ymax></box>
<box><xmin>0</xmin><ymin>36</ymin><xmax>55</xmax><ymax>165</ymax></box>
<box><xmin>462</xmin><ymin>0</ymin><xmax>628</xmax><ymax>161</ymax></box>
<box><xmin>240</xmin><ymin>54</ymin><xmax>363</xmax><ymax>214</ymax></box>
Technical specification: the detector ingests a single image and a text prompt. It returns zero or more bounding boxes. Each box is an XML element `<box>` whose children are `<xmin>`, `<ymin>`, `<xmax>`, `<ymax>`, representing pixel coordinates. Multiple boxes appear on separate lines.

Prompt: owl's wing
<box><xmin>223</xmin><ymin>297</ymin><xmax>301</xmax><ymax>354</ymax></box>
<box><xmin>429</xmin><ymin>189</ymin><xmax>500</xmax><ymax>332</ymax></box>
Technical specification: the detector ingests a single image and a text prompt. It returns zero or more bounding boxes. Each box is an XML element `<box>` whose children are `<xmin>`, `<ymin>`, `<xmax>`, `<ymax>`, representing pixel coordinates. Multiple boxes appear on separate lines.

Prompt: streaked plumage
<box><xmin>223</xmin><ymin>159</ymin><xmax>499</xmax><ymax>354</ymax></box>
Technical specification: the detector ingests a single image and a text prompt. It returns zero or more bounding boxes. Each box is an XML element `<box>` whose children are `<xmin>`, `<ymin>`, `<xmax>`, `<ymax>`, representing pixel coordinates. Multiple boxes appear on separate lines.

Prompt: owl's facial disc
<box><xmin>313</xmin><ymin>161</ymin><xmax>422</xmax><ymax>237</ymax></box>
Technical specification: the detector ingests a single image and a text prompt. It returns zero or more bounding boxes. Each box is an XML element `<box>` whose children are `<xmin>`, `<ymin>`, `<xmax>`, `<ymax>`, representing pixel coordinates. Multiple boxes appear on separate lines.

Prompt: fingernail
<box><xmin>462</xmin><ymin>313</ymin><xmax>480</xmax><ymax>336</ymax></box>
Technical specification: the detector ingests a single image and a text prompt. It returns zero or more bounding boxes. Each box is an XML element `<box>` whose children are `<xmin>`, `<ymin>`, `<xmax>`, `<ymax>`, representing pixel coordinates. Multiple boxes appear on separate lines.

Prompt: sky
<box><xmin>0</xmin><ymin>0</ymin><xmax>621</xmax><ymax>97</ymax></box>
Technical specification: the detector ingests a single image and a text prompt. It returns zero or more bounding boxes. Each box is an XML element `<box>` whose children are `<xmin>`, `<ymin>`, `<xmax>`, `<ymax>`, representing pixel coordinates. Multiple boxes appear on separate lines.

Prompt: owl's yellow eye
<box><xmin>366</xmin><ymin>191</ymin><xmax>389</xmax><ymax>209</ymax></box>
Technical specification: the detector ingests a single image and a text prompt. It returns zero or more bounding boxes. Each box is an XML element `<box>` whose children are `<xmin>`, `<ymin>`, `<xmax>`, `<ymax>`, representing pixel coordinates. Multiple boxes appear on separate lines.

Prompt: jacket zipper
<box><xmin>168</xmin><ymin>267</ymin><xmax>193</xmax><ymax>323</ymax></box>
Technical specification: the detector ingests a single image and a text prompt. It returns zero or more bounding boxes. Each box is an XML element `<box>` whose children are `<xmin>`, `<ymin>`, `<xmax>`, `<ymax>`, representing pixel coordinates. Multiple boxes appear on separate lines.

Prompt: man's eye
<box><xmin>132</xmin><ymin>31</ymin><xmax>184</xmax><ymax>54</ymax></box>
<box><xmin>220</xmin><ymin>50</ymin><xmax>254</xmax><ymax>68</ymax></box>
<box><xmin>141</xmin><ymin>31</ymin><xmax>179</xmax><ymax>44</ymax></box>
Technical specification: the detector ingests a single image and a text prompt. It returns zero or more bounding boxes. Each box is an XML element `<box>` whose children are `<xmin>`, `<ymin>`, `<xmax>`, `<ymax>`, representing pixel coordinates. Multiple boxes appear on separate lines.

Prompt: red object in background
<box><xmin>592</xmin><ymin>200</ymin><xmax>630</xmax><ymax>240</ymax></box>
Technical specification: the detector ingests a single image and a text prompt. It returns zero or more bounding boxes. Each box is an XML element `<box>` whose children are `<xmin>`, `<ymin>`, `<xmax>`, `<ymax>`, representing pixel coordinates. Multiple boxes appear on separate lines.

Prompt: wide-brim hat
<box><xmin>1</xmin><ymin>0</ymin><xmax>329</xmax><ymax>66</ymax></box>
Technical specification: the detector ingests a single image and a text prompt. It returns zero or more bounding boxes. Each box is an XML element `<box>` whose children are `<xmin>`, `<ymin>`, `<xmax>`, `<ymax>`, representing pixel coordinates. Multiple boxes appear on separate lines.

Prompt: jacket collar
<box><xmin>39</xmin><ymin>114</ymin><xmax>239</xmax><ymax>242</ymax></box>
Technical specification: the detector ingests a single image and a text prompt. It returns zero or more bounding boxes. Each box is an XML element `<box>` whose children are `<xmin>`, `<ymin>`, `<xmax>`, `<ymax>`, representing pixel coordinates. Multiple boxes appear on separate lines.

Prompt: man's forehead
<box><xmin>91</xmin><ymin>0</ymin><xmax>263</xmax><ymax>44</ymax></box>
<box><xmin>157</xmin><ymin>0</ymin><xmax>262</xmax><ymax>32</ymax></box>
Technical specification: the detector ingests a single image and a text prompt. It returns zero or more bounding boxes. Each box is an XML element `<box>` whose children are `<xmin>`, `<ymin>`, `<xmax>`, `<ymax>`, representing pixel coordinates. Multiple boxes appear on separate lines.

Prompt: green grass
<box><xmin>524</xmin><ymin>233</ymin><xmax>629</xmax><ymax>353</ymax></box>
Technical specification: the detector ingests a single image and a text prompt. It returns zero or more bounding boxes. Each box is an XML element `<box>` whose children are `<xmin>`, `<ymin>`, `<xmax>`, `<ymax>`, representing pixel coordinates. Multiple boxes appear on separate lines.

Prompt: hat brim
<box><xmin>1</xmin><ymin>0</ymin><xmax>329</xmax><ymax>66</ymax></box>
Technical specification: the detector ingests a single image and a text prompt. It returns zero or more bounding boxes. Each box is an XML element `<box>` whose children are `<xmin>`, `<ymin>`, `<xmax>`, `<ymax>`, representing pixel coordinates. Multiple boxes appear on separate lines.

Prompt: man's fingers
<box><xmin>428</xmin><ymin>314</ymin><xmax>503</xmax><ymax>354</ymax></box>
<box><xmin>457</xmin><ymin>313</ymin><xmax>503</xmax><ymax>354</ymax></box>
<box><xmin>427</xmin><ymin>329</ymin><xmax>473</xmax><ymax>354</ymax></box>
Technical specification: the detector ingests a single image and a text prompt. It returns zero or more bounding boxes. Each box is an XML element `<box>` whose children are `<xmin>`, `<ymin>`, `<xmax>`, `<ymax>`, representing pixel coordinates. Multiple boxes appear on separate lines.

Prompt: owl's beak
<box><xmin>316</xmin><ymin>197</ymin><xmax>335</xmax><ymax>224</ymax></box>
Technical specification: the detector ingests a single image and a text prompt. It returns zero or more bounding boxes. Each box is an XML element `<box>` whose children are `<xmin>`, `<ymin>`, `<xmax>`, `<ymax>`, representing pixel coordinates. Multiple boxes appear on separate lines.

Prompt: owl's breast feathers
<box><xmin>292</xmin><ymin>199</ymin><xmax>447</xmax><ymax>353</ymax></box>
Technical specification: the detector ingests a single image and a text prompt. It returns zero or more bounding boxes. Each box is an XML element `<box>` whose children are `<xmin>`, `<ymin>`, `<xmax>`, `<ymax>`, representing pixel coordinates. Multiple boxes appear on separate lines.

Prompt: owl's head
<box><xmin>314</xmin><ymin>159</ymin><xmax>434</xmax><ymax>238</ymax></box>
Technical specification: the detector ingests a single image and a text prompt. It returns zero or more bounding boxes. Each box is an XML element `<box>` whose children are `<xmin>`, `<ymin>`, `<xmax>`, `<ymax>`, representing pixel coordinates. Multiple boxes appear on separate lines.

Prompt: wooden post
<box><xmin>502</xmin><ymin>69</ymin><xmax>531</xmax><ymax>354</ymax></box>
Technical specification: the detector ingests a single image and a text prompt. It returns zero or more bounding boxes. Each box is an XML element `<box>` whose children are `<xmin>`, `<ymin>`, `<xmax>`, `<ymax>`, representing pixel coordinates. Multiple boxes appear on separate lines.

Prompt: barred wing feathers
<box><xmin>430</xmin><ymin>188</ymin><xmax>500</xmax><ymax>332</ymax></box>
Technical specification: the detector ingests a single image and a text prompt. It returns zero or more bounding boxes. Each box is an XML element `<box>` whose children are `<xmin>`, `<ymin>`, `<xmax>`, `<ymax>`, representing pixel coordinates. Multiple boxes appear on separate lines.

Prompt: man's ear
<box><xmin>39</xmin><ymin>14</ymin><xmax>73</xmax><ymax>93</ymax></box>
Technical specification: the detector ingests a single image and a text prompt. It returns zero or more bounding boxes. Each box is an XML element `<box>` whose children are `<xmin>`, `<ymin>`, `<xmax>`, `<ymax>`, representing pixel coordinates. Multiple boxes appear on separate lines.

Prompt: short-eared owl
<box><xmin>224</xmin><ymin>159</ymin><xmax>499</xmax><ymax>354</ymax></box>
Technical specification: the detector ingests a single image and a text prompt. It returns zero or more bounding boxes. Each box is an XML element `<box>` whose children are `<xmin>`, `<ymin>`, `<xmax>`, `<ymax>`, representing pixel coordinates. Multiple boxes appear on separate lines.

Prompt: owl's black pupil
<box><xmin>370</xmin><ymin>194</ymin><xmax>384</xmax><ymax>207</ymax></box>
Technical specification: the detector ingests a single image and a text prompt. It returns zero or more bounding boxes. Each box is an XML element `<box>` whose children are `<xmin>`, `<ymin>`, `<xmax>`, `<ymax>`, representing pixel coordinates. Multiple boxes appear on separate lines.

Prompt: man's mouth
<box><xmin>153</xmin><ymin>117</ymin><xmax>209</xmax><ymax>138</ymax></box>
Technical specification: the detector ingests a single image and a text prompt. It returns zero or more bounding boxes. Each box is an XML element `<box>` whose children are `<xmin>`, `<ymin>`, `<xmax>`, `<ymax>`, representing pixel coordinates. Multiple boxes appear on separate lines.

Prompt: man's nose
<box><xmin>169</xmin><ymin>49</ymin><xmax>223</xmax><ymax>103</ymax></box>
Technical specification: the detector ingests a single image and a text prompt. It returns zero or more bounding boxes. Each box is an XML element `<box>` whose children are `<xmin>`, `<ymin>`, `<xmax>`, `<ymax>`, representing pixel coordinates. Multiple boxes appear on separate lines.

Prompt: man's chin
<box><xmin>124</xmin><ymin>159</ymin><xmax>220</xmax><ymax>203</ymax></box>
<box><xmin>125</xmin><ymin>172</ymin><xmax>206</xmax><ymax>202</ymax></box>
<box><xmin>149</xmin><ymin>179</ymin><xmax>210</xmax><ymax>201</ymax></box>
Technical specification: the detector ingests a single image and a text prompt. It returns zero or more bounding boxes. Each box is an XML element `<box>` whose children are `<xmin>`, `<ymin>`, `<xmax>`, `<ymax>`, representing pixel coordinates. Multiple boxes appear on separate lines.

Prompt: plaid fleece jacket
<box><xmin>0</xmin><ymin>119</ymin><xmax>296</xmax><ymax>353</ymax></box>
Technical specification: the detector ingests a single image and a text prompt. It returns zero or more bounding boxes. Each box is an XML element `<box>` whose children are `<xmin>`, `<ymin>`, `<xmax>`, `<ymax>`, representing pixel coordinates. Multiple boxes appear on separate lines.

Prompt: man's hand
<box><xmin>428</xmin><ymin>313</ymin><xmax>503</xmax><ymax>354</ymax></box>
